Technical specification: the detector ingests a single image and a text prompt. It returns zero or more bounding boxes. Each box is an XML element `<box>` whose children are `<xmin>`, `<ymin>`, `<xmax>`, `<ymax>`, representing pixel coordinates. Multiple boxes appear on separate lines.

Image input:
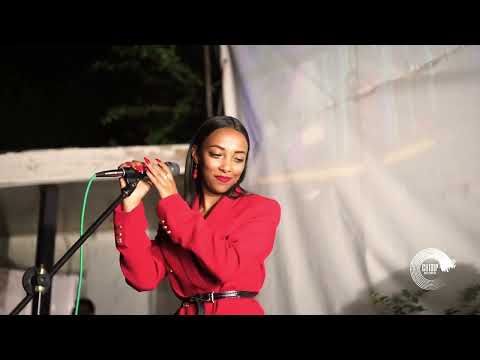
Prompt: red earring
<box><xmin>193</xmin><ymin>162</ymin><xmax>198</xmax><ymax>179</ymax></box>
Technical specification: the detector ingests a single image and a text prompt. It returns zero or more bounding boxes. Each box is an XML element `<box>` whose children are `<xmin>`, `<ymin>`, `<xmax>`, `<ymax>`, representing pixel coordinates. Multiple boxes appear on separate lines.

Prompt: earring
<box><xmin>193</xmin><ymin>162</ymin><xmax>198</xmax><ymax>179</ymax></box>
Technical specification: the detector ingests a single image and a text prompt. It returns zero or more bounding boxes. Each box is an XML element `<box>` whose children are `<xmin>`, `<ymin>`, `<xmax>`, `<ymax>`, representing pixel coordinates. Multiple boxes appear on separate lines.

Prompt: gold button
<box><xmin>166</xmin><ymin>230</ymin><xmax>171</xmax><ymax>234</ymax></box>
<box><xmin>161</xmin><ymin>220</ymin><xmax>165</xmax><ymax>224</ymax></box>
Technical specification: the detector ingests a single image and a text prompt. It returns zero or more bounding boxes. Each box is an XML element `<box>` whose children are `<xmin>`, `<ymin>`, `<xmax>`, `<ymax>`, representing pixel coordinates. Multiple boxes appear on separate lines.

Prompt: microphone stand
<box><xmin>9</xmin><ymin>175</ymin><xmax>140</xmax><ymax>315</ymax></box>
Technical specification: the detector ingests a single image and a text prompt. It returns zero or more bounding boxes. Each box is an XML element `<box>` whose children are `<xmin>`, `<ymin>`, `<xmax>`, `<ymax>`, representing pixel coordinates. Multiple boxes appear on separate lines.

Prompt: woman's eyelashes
<box><xmin>208</xmin><ymin>152</ymin><xmax>245</xmax><ymax>163</ymax></box>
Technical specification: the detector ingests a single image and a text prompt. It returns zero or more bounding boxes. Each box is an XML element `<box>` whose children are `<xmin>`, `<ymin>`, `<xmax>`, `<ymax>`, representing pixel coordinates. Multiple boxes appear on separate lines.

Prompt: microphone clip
<box><xmin>122</xmin><ymin>170</ymin><xmax>142</xmax><ymax>197</ymax></box>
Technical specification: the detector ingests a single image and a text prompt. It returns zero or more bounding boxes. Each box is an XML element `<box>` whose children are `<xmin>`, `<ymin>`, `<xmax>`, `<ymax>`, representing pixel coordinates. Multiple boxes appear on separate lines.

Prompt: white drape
<box><xmin>224</xmin><ymin>45</ymin><xmax>480</xmax><ymax>314</ymax></box>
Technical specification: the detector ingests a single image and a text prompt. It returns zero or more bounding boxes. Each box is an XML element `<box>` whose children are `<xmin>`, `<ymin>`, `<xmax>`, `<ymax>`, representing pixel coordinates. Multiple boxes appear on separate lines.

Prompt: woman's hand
<box><xmin>143</xmin><ymin>157</ymin><xmax>178</xmax><ymax>199</ymax></box>
<box><xmin>118</xmin><ymin>160</ymin><xmax>152</xmax><ymax>212</ymax></box>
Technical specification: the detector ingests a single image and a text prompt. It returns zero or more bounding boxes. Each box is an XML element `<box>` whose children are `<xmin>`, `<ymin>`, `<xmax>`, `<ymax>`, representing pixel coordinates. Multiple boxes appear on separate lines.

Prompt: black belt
<box><xmin>183</xmin><ymin>291</ymin><xmax>258</xmax><ymax>315</ymax></box>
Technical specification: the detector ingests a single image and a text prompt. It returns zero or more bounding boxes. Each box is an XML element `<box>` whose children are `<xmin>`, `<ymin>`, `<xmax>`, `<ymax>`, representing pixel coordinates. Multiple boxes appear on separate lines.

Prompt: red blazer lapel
<box><xmin>192</xmin><ymin>194</ymin><xmax>236</xmax><ymax>228</ymax></box>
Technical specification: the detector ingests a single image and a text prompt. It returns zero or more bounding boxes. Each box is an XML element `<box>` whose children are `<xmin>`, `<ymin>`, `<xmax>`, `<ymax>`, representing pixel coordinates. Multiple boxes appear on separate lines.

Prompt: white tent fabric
<box><xmin>224</xmin><ymin>45</ymin><xmax>480</xmax><ymax>314</ymax></box>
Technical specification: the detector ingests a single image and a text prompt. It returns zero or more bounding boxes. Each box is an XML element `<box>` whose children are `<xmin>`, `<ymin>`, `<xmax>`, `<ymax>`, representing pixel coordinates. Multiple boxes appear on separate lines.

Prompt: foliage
<box><xmin>370</xmin><ymin>283</ymin><xmax>480</xmax><ymax>315</ymax></box>
<box><xmin>0</xmin><ymin>45</ymin><xmax>211</xmax><ymax>151</ymax></box>
<box><xmin>90</xmin><ymin>45</ymin><xmax>205</xmax><ymax>145</ymax></box>
<box><xmin>370</xmin><ymin>289</ymin><xmax>427</xmax><ymax>314</ymax></box>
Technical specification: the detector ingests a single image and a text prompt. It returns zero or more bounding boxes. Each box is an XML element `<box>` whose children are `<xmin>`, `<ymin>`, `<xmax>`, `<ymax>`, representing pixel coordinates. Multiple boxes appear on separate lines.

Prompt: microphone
<box><xmin>95</xmin><ymin>162</ymin><xmax>180</xmax><ymax>180</ymax></box>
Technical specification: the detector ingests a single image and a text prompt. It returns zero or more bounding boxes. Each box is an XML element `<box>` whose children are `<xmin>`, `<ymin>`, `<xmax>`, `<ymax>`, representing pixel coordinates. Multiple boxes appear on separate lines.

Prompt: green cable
<box><xmin>74</xmin><ymin>174</ymin><xmax>96</xmax><ymax>315</ymax></box>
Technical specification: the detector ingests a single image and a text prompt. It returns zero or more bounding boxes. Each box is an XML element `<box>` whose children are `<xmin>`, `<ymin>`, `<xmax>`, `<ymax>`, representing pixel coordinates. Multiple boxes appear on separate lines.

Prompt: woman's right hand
<box><xmin>118</xmin><ymin>160</ymin><xmax>152</xmax><ymax>212</ymax></box>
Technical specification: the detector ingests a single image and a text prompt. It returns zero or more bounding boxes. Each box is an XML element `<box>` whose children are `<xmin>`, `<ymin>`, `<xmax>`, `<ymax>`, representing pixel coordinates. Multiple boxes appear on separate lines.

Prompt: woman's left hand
<box><xmin>143</xmin><ymin>157</ymin><xmax>178</xmax><ymax>199</ymax></box>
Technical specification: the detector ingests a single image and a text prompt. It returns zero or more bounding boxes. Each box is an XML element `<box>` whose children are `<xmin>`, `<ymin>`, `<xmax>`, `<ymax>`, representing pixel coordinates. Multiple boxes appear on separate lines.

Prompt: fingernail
<box><xmin>144</xmin><ymin>157</ymin><xmax>151</xmax><ymax>164</ymax></box>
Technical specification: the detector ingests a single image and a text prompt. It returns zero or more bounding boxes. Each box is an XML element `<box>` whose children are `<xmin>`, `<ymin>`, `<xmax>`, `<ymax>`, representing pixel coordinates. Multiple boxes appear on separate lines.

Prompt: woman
<box><xmin>113</xmin><ymin>116</ymin><xmax>281</xmax><ymax>315</ymax></box>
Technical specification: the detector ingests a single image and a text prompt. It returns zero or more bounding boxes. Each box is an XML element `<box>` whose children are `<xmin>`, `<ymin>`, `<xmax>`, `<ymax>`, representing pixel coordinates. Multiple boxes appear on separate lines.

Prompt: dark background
<box><xmin>0</xmin><ymin>45</ymin><xmax>222</xmax><ymax>153</ymax></box>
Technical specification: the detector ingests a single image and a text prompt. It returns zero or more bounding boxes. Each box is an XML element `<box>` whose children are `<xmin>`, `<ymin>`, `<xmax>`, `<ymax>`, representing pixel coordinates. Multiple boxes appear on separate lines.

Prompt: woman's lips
<box><xmin>215</xmin><ymin>176</ymin><xmax>232</xmax><ymax>183</ymax></box>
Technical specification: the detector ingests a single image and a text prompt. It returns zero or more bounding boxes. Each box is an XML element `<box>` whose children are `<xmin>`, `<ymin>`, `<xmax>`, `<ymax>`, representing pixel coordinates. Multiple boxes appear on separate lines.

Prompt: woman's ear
<box><xmin>191</xmin><ymin>145</ymin><xmax>199</xmax><ymax>164</ymax></box>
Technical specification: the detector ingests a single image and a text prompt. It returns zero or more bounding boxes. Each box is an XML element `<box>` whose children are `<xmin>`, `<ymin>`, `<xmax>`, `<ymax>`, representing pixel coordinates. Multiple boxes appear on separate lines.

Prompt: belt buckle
<box><xmin>208</xmin><ymin>292</ymin><xmax>215</xmax><ymax>303</ymax></box>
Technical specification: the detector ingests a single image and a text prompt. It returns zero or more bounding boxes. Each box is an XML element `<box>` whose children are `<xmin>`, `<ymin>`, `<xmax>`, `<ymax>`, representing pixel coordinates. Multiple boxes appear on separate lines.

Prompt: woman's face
<box><xmin>193</xmin><ymin>127</ymin><xmax>249</xmax><ymax>196</ymax></box>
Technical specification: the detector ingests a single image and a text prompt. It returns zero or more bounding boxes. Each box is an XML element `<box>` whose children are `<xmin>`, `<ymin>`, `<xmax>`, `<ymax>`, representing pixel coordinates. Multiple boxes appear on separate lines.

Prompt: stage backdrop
<box><xmin>223</xmin><ymin>45</ymin><xmax>480</xmax><ymax>314</ymax></box>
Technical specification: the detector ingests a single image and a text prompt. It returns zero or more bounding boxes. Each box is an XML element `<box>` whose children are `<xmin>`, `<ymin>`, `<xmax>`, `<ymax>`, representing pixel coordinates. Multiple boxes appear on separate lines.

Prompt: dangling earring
<box><xmin>193</xmin><ymin>162</ymin><xmax>198</xmax><ymax>179</ymax></box>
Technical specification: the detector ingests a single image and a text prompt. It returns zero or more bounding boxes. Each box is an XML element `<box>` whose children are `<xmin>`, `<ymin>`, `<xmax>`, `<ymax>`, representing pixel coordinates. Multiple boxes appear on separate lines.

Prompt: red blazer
<box><xmin>113</xmin><ymin>191</ymin><xmax>281</xmax><ymax>315</ymax></box>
